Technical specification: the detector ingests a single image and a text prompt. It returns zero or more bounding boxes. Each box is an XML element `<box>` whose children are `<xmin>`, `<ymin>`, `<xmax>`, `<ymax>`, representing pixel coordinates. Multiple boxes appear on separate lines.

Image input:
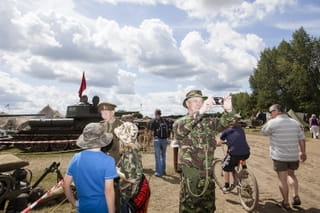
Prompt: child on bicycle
<box><xmin>218</xmin><ymin>112</ymin><xmax>250</xmax><ymax>192</ymax></box>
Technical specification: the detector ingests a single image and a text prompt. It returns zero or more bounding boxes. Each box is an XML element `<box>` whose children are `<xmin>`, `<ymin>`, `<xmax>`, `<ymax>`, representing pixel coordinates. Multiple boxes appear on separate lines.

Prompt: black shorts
<box><xmin>222</xmin><ymin>153</ymin><xmax>250</xmax><ymax>172</ymax></box>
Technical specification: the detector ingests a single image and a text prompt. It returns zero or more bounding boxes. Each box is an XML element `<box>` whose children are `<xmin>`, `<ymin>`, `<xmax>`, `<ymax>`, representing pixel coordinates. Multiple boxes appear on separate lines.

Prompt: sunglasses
<box><xmin>269</xmin><ymin>110</ymin><xmax>276</xmax><ymax>113</ymax></box>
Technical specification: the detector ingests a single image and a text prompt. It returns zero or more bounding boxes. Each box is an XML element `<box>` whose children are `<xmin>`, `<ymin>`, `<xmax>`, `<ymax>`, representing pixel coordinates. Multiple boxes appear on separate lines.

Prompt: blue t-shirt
<box><xmin>67</xmin><ymin>150</ymin><xmax>118</xmax><ymax>213</ymax></box>
<box><xmin>220</xmin><ymin>126</ymin><xmax>250</xmax><ymax>156</ymax></box>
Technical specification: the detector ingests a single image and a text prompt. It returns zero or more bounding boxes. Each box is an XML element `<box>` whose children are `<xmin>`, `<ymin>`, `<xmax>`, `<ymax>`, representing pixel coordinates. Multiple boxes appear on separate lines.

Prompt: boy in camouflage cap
<box><xmin>173</xmin><ymin>89</ymin><xmax>227</xmax><ymax>213</ymax></box>
<box><xmin>114</xmin><ymin>121</ymin><xmax>147</xmax><ymax>212</ymax></box>
<box><xmin>63</xmin><ymin>123</ymin><xmax>118</xmax><ymax>213</ymax></box>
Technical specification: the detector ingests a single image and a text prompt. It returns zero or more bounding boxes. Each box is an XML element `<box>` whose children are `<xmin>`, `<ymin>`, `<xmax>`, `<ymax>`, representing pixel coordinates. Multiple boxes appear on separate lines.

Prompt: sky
<box><xmin>0</xmin><ymin>0</ymin><xmax>320</xmax><ymax>117</ymax></box>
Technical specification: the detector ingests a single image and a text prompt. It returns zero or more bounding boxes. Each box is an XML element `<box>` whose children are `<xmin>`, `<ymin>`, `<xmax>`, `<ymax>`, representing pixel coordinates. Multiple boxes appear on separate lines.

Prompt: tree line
<box><xmin>232</xmin><ymin>27</ymin><xmax>320</xmax><ymax>119</ymax></box>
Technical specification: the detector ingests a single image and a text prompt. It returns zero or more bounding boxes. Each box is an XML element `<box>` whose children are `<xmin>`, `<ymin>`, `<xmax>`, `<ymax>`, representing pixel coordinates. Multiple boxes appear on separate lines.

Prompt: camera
<box><xmin>213</xmin><ymin>97</ymin><xmax>224</xmax><ymax>105</ymax></box>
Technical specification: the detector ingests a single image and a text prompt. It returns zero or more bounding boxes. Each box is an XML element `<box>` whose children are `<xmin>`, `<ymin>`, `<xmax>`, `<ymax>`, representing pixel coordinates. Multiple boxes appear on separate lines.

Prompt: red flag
<box><xmin>78</xmin><ymin>72</ymin><xmax>86</xmax><ymax>98</ymax></box>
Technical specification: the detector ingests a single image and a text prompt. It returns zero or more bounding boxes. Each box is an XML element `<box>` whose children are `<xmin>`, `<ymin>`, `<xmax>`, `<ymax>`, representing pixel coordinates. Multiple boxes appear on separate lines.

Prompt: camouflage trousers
<box><xmin>179</xmin><ymin>176</ymin><xmax>216</xmax><ymax>213</ymax></box>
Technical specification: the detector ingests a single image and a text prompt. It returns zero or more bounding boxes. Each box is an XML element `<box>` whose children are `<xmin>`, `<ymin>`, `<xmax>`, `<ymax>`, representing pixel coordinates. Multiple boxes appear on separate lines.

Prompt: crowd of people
<box><xmin>62</xmin><ymin>89</ymin><xmax>307</xmax><ymax>213</ymax></box>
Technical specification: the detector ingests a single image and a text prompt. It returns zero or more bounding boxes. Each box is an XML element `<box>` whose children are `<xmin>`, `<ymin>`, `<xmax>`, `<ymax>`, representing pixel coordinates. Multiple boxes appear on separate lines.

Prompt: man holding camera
<box><xmin>173</xmin><ymin>89</ymin><xmax>227</xmax><ymax>213</ymax></box>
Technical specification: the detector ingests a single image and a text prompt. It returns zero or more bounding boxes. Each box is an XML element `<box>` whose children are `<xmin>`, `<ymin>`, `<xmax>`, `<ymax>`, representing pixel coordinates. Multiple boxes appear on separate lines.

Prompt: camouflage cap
<box><xmin>220</xmin><ymin>112</ymin><xmax>242</xmax><ymax>127</ymax></box>
<box><xmin>114</xmin><ymin>122</ymin><xmax>140</xmax><ymax>150</ymax></box>
<box><xmin>77</xmin><ymin>123</ymin><xmax>113</xmax><ymax>149</ymax></box>
<box><xmin>183</xmin><ymin>90</ymin><xmax>208</xmax><ymax>108</ymax></box>
<box><xmin>114</xmin><ymin>122</ymin><xmax>138</xmax><ymax>145</ymax></box>
<box><xmin>98</xmin><ymin>102</ymin><xmax>117</xmax><ymax>112</ymax></box>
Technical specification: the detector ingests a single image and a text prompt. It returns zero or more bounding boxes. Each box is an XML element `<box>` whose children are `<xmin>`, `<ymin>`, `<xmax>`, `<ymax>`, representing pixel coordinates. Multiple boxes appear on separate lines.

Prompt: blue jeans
<box><xmin>154</xmin><ymin>137</ymin><xmax>168</xmax><ymax>176</ymax></box>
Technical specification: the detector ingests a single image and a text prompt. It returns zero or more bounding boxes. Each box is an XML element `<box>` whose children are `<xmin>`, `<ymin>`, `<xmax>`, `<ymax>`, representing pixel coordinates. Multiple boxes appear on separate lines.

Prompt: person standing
<box><xmin>309</xmin><ymin>114</ymin><xmax>319</xmax><ymax>139</ymax></box>
<box><xmin>63</xmin><ymin>122</ymin><xmax>118</xmax><ymax>213</ymax></box>
<box><xmin>114</xmin><ymin>121</ymin><xmax>149</xmax><ymax>213</ymax></box>
<box><xmin>173</xmin><ymin>89</ymin><xmax>226</xmax><ymax>213</ymax></box>
<box><xmin>148</xmin><ymin>109</ymin><xmax>171</xmax><ymax>177</ymax></box>
<box><xmin>98</xmin><ymin>102</ymin><xmax>123</xmax><ymax>213</ymax></box>
<box><xmin>261</xmin><ymin>104</ymin><xmax>307</xmax><ymax>210</ymax></box>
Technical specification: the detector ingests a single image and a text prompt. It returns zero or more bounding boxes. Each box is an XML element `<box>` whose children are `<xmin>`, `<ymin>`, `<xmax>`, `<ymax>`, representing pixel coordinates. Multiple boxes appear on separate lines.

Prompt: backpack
<box><xmin>155</xmin><ymin>118</ymin><xmax>169</xmax><ymax>139</ymax></box>
<box><xmin>127</xmin><ymin>174</ymin><xmax>150</xmax><ymax>213</ymax></box>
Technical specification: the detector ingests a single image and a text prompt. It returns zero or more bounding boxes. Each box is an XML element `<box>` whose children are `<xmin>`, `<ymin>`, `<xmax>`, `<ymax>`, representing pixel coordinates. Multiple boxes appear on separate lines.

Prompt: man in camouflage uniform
<box><xmin>99</xmin><ymin>102</ymin><xmax>123</xmax><ymax>213</ymax></box>
<box><xmin>173</xmin><ymin>90</ymin><xmax>225</xmax><ymax>213</ymax></box>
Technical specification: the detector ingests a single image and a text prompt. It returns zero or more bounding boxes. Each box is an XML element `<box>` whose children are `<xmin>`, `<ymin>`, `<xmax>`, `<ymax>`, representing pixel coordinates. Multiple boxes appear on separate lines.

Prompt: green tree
<box><xmin>231</xmin><ymin>92</ymin><xmax>252</xmax><ymax>118</ymax></box>
<box><xmin>249</xmin><ymin>27</ymin><xmax>320</xmax><ymax>115</ymax></box>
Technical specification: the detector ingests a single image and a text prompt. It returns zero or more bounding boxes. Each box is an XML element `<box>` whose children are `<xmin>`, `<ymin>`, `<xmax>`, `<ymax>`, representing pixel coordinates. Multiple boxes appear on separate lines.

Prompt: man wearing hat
<box><xmin>173</xmin><ymin>89</ymin><xmax>226</xmax><ymax>212</ymax></box>
<box><xmin>98</xmin><ymin>102</ymin><xmax>124</xmax><ymax>162</ymax></box>
<box><xmin>98</xmin><ymin>102</ymin><xmax>123</xmax><ymax>213</ymax></box>
<box><xmin>63</xmin><ymin>122</ymin><xmax>118</xmax><ymax>213</ymax></box>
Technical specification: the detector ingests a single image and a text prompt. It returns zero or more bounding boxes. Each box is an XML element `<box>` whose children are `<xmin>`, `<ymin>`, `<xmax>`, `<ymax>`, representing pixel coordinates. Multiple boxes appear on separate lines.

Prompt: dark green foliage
<box><xmin>231</xmin><ymin>92</ymin><xmax>253</xmax><ymax>118</ymax></box>
<box><xmin>248</xmin><ymin>27</ymin><xmax>320</xmax><ymax>115</ymax></box>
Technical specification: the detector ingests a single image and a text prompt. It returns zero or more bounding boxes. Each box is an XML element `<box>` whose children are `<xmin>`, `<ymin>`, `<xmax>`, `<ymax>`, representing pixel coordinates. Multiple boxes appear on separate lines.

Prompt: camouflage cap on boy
<box><xmin>114</xmin><ymin>122</ymin><xmax>140</xmax><ymax>151</ymax></box>
<box><xmin>77</xmin><ymin>122</ymin><xmax>113</xmax><ymax>149</ymax></box>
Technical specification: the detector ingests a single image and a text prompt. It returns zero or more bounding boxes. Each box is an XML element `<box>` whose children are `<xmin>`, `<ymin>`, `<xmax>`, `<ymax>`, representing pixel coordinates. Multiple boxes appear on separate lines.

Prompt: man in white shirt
<box><xmin>261</xmin><ymin>104</ymin><xmax>307</xmax><ymax>210</ymax></box>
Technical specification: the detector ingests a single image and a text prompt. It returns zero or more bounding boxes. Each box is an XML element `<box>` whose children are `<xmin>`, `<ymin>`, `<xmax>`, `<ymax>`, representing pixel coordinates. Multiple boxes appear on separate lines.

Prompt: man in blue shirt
<box><xmin>218</xmin><ymin>112</ymin><xmax>250</xmax><ymax>192</ymax></box>
<box><xmin>63</xmin><ymin>123</ymin><xmax>118</xmax><ymax>213</ymax></box>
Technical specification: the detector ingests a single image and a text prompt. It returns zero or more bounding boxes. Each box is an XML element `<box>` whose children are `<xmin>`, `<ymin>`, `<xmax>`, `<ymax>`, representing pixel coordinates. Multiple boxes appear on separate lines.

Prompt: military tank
<box><xmin>0</xmin><ymin>96</ymin><xmax>144</xmax><ymax>152</ymax></box>
<box><xmin>0</xmin><ymin>95</ymin><xmax>102</xmax><ymax>152</ymax></box>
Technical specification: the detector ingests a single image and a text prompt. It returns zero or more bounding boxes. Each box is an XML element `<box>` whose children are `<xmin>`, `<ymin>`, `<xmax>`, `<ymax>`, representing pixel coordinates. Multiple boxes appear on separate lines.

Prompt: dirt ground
<box><xmin>142</xmin><ymin>134</ymin><xmax>320</xmax><ymax>213</ymax></box>
<box><xmin>1</xmin><ymin>133</ymin><xmax>320</xmax><ymax>213</ymax></box>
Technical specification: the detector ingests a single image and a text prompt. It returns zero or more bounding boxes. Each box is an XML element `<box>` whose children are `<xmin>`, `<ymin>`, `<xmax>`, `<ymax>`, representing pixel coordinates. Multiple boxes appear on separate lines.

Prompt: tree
<box><xmin>231</xmin><ymin>92</ymin><xmax>253</xmax><ymax>118</ymax></box>
<box><xmin>249</xmin><ymin>27</ymin><xmax>320</xmax><ymax>115</ymax></box>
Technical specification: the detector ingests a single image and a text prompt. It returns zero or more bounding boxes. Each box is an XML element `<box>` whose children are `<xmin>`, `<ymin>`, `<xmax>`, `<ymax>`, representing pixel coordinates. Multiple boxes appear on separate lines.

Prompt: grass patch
<box><xmin>0</xmin><ymin>148</ymin><xmax>77</xmax><ymax>212</ymax></box>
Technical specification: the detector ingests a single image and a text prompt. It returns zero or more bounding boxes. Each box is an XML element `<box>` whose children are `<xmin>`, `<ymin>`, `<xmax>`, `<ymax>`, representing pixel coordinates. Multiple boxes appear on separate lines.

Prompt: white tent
<box><xmin>287</xmin><ymin>109</ymin><xmax>308</xmax><ymax>128</ymax></box>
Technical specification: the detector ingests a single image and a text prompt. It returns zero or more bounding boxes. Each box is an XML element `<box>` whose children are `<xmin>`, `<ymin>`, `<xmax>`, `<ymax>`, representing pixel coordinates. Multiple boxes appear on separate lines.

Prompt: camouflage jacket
<box><xmin>173</xmin><ymin>112</ymin><xmax>222</xmax><ymax>172</ymax></box>
<box><xmin>101</xmin><ymin>118</ymin><xmax>123</xmax><ymax>163</ymax></box>
<box><xmin>118</xmin><ymin>149</ymin><xmax>143</xmax><ymax>200</ymax></box>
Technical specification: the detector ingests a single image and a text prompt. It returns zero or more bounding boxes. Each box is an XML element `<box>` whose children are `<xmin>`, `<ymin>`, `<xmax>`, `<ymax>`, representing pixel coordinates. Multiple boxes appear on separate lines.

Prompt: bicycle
<box><xmin>212</xmin><ymin>144</ymin><xmax>259</xmax><ymax>212</ymax></box>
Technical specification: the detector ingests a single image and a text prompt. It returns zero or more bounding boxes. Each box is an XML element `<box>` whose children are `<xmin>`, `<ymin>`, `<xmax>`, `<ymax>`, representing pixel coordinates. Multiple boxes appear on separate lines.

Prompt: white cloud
<box><xmin>96</xmin><ymin>0</ymin><xmax>296</xmax><ymax>24</ymax></box>
<box><xmin>180</xmin><ymin>22</ymin><xmax>264</xmax><ymax>91</ymax></box>
<box><xmin>115</xmin><ymin>69</ymin><xmax>137</xmax><ymax>94</ymax></box>
<box><xmin>221</xmin><ymin>0</ymin><xmax>297</xmax><ymax>26</ymax></box>
<box><xmin>0</xmin><ymin>71</ymin><xmax>74</xmax><ymax>114</ymax></box>
<box><xmin>1</xmin><ymin>0</ymin><xmax>318</xmax><ymax>116</ymax></box>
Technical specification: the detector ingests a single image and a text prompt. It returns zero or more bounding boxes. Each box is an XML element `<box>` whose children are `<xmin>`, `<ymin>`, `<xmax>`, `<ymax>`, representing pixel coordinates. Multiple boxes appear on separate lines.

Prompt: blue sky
<box><xmin>0</xmin><ymin>0</ymin><xmax>319</xmax><ymax>117</ymax></box>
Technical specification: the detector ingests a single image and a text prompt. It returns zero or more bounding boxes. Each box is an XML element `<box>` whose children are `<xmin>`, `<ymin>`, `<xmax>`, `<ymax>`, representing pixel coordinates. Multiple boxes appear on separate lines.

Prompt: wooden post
<box><xmin>173</xmin><ymin>147</ymin><xmax>179</xmax><ymax>172</ymax></box>
<box><xmin>171</xmin><ymin>140</ymin><xmax>179</xmax><ymax>172</ymax></box>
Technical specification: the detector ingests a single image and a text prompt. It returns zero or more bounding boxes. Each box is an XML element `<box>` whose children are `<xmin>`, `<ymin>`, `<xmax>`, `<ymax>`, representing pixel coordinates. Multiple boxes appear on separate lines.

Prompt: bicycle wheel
<box><xmin>212</xmin><ymin>159</ymin><xmax>225</xmax><ymax>190</ymax></box>
<box><xmin>237</xmin><ymin>169</ymin><xmax>259</xmax><ymax>212</ymax></box>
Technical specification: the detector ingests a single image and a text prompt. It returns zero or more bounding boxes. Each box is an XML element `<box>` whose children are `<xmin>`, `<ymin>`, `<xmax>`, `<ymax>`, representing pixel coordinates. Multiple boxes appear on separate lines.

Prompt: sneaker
<box><xmin>222</xmin><ymin>186</ymin><xmax>230</xmax><ymax>193</ymax></box>
<box><xmin>154</xmin><ymin>173</ymin><xmax>162</xmax><ymax>177</ymax></box>
<box><xmin>228</xmin><ymin>183</ymin><xmax>236</xmax><ymax>191</ymax></box>
<box><xmin>292</xmin><ymin>195</ymin><xmax>301</xmax><ymax>206</ymax></box>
